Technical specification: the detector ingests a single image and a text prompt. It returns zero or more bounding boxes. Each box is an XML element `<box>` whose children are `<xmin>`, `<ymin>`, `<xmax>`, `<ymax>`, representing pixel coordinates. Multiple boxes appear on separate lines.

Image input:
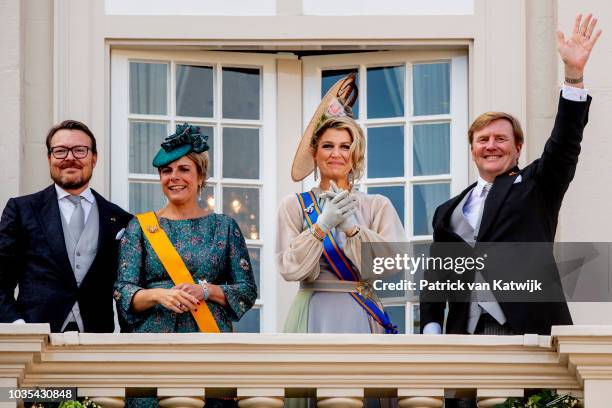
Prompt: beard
<box><xmin>50</xmin><ymin>161</ymin><xmax>92</xmax><ymax>190</ymax></box>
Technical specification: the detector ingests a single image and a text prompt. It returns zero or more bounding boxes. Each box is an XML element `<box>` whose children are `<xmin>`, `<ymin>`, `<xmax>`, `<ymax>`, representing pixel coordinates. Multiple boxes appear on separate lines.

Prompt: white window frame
<box><xmin>302</xmin><ymin>50</ymin><xmax>469</xmax><ymax>333</ymax></box>
<box><xmin>110</xmin><ymin>49</ymin><xmax>278</xmax><ymax>333</ymax></box>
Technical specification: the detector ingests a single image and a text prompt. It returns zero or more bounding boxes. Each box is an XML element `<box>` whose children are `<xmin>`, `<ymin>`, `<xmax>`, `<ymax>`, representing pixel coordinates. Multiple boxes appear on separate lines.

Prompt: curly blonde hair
<box><xmin>310</xmin><ymin>116</ymin><xmax>365</xmax><ymax>181</ymax></box>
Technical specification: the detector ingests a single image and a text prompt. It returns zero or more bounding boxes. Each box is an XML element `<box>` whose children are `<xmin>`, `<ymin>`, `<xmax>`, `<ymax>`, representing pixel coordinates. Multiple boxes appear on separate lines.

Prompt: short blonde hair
<box><xmin>468</xmin><ymin>112</ymin><xmax>524</xmax><ymax>146</ymax></box>
<box><xmin>310</xmin><ymin>116</ymin><xmax>365</xmax><ymax>181</ymax></box>
<box><xmin>186</xmin><ymin>151</ymin><xmax>209</xmax><ymax>189</ymax></box>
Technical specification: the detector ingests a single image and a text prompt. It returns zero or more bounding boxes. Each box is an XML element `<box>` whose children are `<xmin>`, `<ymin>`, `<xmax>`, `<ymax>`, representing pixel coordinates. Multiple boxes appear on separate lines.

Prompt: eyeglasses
<box><xmin>49</xmin><ymin>145</ymin><xmax>91</xmax><ymax>159</ymax></box>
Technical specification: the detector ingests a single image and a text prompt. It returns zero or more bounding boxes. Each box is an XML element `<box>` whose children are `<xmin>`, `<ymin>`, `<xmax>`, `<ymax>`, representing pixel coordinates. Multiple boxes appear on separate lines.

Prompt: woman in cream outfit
<box><xmin>277</xmin><ymin>74</ymin><xmax>405</xmax><ymax>335</ymax></box>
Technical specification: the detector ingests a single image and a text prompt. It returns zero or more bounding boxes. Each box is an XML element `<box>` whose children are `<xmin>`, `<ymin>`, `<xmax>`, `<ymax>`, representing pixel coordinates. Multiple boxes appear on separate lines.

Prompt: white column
<box><xmin>158</xmin><ymin>388</ymin><xmax>205</xmax><ymax>408</ymax></box>
<box><xmin>238</xmin><ymin>388</ymin><xmax>284</xmax><ymax>408</ymax></box>
<box><xmin>584</xmin><ymin>379</ymin><xmax>612</xmax><ymax>408</ymax></box>
<box><xmin>0</xmin><ymin>377</ymin><xmax>18</xmax><ymax>408</ymax></box>
<box><xmin>398</xmin><ymin>388</ymin><xmax>444</xmax><ymax>408</ymax></box>
<box><xmin>317</xmin><ymin>388</ymin><xmax>363</xmax><ymax>408</ymax></box>
<box><xmin>0</xmin><ymin>0</ymin><xmax>23</xmax><ymax>206</ymax></box>
<box><xmin>79</xmin><ymin>388</ymin><xmax>125</xmax><ymax>408</ymax></box>
<box><xmin>477</xmin><ymin>389</ymin><xmax>523</xmax><ymax>408</ymax></box>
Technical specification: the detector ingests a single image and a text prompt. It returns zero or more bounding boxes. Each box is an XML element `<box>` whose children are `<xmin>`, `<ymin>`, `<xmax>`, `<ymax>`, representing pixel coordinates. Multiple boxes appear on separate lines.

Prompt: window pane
<box><xmin>411</xmin><ymin>303</ymin><xmax>420</xmax><ymax>334</ymax></box>
<box><xmin>222</xmin><ymin>127</ymin><xmax>259</xmax><ymax>179</ymax></box>
<box><xmin>413</xmin><ymin>62</ymin><xmax>450</xmax><ymax>116</ymax></box>
<box><xmin>222</xmin><ymin>67</ymin><xmax>260</xmax><ymax>120</ymax></box>
<box><xmin>223</xmin><ymin>187</ymin><xmax>259</xmax><ymax>240</ymax></box>
<box><xmin>200</xmin><ymin>126</ymin><xmax>214</xmax><ymax>177</ymax></box>
<box><xmin>375</xmin><ymin>270</ymin><xmax>405</xmax><ymax>299</ymax></box>
<box><xmin>322</xmin><ymin>68</ymin><xmax>359</xmax><ymax>119</ymax></box>
<box><xmin>129</xmin><ymin>121</ymin><xmax>167</xmax><ymax>174</ymax></box>
<box><xmin>367</xmin><ymin>65</ymin><xmax>405</xmax><ymax>119</ymax></box>
<box><xmin>176</xmin><ymin>65</ymin><xmax>213</xmax><ymax>118</ymax></box>
<box><xmin>129</xmin><ymin>62</ymin><xmax>167</xmax><ymax>115</ymax></box>
<box><xmin>413</xmin><ymin>123</ymin><xmax>450</xmax><ymax>176</ymax></box>
<box><xmin>248</xmin><ymin>247</ymin><xmax>260</xmax><ymax>298</ymax></box>
<box><xmin>384</xmin><ymin>305</ymin><xmax>406</xmax><ymax>334</ymax></box>
<box><xmin>233</xmin><ymin>308</ymin><xmax>260</xmax><ymax>333</ymax></box>
<box><xmin>367</xmin><ymin>126</ymin><xmax>404</xmax><ymax>178</ymax></box>
<box><xmin>413</xmin><ymin>183</ymin><xmax>450</xmax><ymax>235</ymax></box>
<box><xmin>368</xmin><ymin>185</ymin><xmax>404</xmax><ymax>225</ymax></box>
<box><xmin>129</xmin><ymin>182</ymin><xmax>165</xmax><ymax>214</ymax></box>
<box><xmin>199</xmin><ymin>184</ymin><xmax>215</xmax><ymax>213</ymax></box>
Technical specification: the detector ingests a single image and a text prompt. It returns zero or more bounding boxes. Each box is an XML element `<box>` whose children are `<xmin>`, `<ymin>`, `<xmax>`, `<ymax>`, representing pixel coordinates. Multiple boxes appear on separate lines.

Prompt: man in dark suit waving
<box><xmin>0</xmin><ymin>120</ymin><xmax>132</xmax><ymax>332</ymax></box>
<box><xmin>420</xmin><ymin>13</ymin><xmax>601</xmax><ymax>336</ymax></box>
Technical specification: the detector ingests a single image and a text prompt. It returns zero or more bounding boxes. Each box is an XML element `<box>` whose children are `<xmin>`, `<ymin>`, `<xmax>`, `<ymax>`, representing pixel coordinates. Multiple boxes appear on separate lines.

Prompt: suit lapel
<box><xmin>91</xmin><ymin>190</ymin><xmax>117</xmax><ymax>254</ymax></box>
<box><xmin>32</xmin><ymin>185</ymin><xmax>75</xmax><ymax>283</ymax></box>
<box><xmin>436</xmin><ymin>182</ymin><xmax>476</xmax><ymax>241</ymax></box>
<box><xmin>477</xmin><ymin>169</ymin><xmax>521</xmax><ymax>240</ymax></box>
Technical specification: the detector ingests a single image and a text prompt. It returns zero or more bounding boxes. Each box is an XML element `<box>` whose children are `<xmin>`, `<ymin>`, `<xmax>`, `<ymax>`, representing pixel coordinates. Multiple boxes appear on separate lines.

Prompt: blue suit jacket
<box><xmin>0</xmin><ymin>185</ymin><xmax>132</xmax><ymax>332</ymax></box>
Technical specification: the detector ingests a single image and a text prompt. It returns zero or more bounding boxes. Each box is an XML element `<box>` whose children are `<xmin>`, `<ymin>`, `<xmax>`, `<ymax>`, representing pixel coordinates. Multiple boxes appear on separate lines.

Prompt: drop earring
<box><xmin>348</xmin><ymin>170</ymin><xmax>354</xmax><ymax>189</ymax></box>
<box><xmin>314</xmin><ymin>164</ymin><xmax>318</xmax><ymax>182</ymax></box>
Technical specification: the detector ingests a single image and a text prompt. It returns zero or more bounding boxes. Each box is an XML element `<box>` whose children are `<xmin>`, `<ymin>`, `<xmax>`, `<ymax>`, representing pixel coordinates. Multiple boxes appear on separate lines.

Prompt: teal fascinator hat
<box><xmin>152</xmin><ymin>123</ymin><xmax>209</xmax><ymax>168</ymax></box>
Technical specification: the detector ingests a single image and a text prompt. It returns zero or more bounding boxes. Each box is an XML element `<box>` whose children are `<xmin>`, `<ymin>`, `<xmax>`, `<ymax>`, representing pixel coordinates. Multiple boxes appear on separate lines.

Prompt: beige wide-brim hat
<box><xmin>290</xmin><ymin>73</ymin><xmax>358</xmax><ymax>182</ymax></box>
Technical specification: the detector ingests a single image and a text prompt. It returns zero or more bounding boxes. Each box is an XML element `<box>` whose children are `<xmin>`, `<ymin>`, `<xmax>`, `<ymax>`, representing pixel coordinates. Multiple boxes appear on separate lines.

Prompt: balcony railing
<box><xmin>2</xmin><ymin>324</ymin><xmax>612</xmax><ymax>408</ymax></box>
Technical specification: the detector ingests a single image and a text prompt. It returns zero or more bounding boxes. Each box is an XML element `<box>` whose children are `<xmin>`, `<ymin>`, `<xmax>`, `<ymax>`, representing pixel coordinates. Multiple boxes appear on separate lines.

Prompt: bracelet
<box><xmin>346</xmin><ymin>225</ymin><xmax>360</xmax><ymax>237</ymax></box>
<box><xmin>197</xmin><ymin>279</ymin><xmax>209</xmax><ymax>301</ymax></box>
<box><xmin>565</xmin><ymin>76</ymin><xmax>584</xmax><ymax>84</ymax></box>
<box><xmin>310</xmin><ymin>225</ymin><xmax>325</xmax><ymax>241</ymax></box>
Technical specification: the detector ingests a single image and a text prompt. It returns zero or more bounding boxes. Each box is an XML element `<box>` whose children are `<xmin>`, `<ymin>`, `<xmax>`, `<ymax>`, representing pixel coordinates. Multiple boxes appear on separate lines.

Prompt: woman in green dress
<box><xmin>114</xmin><ymin>124</ymin><xmax>257</xmax><ymax>408</ymax></box>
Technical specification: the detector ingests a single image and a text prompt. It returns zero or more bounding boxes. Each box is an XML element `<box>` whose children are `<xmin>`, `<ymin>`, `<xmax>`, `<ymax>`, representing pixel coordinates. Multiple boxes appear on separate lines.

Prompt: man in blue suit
<box><xmin>0</xmin><ymin>120</ymin><xmax>132</xmax><ymax>332</ymax></box>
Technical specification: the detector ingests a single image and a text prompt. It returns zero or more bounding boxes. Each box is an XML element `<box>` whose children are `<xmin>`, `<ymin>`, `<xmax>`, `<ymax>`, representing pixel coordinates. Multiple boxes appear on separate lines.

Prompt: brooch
<box><xmin>356</xmin><ymin>281</ymin><xmax>374</xmax><ymax>300</ymax></box>
<box><xmin>148</xmin><ymin>225</ymin><xmax>158</xmax><ymax>233</ymax></box>
<box><xmin>508</xmin><ymin>171</ymin><xmax>518</xmax><ymax>176</ymax></box>
<box><xmin>303</xmin><ymin>203</ymin><xmax>315</xmax><ymax>214</ymax></box>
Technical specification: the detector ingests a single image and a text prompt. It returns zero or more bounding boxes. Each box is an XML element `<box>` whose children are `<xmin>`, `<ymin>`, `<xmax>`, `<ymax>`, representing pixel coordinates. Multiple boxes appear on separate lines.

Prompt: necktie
<box><xmin>468</xmin><ymin>182</ymin><xmax>507</xmax><ymax>333</ymax></box>
<box><xmin>473</xmin><ymin>182</ymin><xmax>493</xmax><ymax>241</ymax></box>
<box><xmin>67</xmin><ymin>195</ymin><xmax>85</xmax><ymax>240</ymax></box>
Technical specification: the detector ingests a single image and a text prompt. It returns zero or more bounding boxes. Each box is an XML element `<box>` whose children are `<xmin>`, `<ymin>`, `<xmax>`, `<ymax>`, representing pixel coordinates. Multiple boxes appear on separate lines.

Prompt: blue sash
<box><xmin>297</xmin><ymin>191</ymin><xmax>397</xmax><ymax>334</ymax></box>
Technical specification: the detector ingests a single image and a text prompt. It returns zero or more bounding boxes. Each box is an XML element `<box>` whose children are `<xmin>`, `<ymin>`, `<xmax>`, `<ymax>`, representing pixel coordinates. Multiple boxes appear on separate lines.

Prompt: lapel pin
<box><xmin>110</xmin><ymin>217</ymin><xmax>117</xmax><ymax>222</ymax></box>
<box><xmin>304</xmin><ymin>203</ymin><xmax>315</xmax><ymax>214</ymax></box>
<box><xmin>508</xmin><ymin>171</ymin><xmax>518</xmax><ymax>176</ymax></box>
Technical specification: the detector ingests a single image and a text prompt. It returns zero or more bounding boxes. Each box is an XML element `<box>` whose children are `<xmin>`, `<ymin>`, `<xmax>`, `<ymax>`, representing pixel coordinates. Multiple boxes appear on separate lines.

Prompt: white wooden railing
<box><xmin>2</xmin><ymin>325</ymin><xmax>612</xmax><ymax>407</ymax></box>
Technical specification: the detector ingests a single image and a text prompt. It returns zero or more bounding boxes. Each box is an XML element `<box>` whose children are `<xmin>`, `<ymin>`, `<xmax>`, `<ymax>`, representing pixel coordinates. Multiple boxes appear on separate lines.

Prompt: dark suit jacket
<box><xmin>0</xmin><ymin>185</ymin><xmax>132</xmax><ymax>332</ymax></box>
<box><xmin>420</xmin><ymin>94</ymin><xmax>591</xmax><ymax>335</ymax></box>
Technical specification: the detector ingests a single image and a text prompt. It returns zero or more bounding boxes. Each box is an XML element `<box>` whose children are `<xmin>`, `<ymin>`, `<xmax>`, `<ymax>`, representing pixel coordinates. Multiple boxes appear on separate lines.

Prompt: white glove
<box><xmin>316</xmin><ymin>183</ymin><xmax>357</xmax><ymax>232</ymax></box>
<box><xmin>338</xmin><ymin>207</ymin><xmax>358</xmax><ymax>234</ymax></box>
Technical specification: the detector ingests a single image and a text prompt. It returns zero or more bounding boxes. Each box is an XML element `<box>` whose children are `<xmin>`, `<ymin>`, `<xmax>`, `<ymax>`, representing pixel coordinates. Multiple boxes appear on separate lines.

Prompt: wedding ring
<box><xmin>177</xmin><ymin>302</ymin><xmax>183</xmax><ymax>308</ymax></box>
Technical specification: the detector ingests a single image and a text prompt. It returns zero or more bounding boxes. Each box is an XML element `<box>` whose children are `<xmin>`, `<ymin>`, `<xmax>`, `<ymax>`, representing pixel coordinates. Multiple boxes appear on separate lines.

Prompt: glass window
<box><xmin>368</xmin><ymin>185</ymin><xmax>405</xmax><ymax>225</ymax></box>
<box><xmin>200</xmin><ymin>184</ymin><xmax>215</xmax><ymax>213</ymax></box>
<box><xmin>222</xmin><ymin>127</ymin><xmax>259</xmax><ymax>179</ymax></box>
<box><xmin>223</xmin><ymin>187</ymin><xmax>260</xmax><ymax>240</ymax></box>
<box><xmin>176</xmin><ymin>64</ymin><xmax>214</xmax><ymax>118</ymax></box>
<box><xmin>413</xmin><ymin>62</ymin><xmax>450</xmax><ymax>116</ymax></box>
<box><xmin>129</xmin><ymin>62</ymin><xmax>167</xmax><ymax>115</ymax></box>
<box><xmin>413</xmin><ymin>123</ymin><xmax>450</xmax><ymax>176</ymax></box>
<box><xmin>129</xmin><ymin>182</ymin><xmax>165</xmax><ymax>214</ymax></box>
<box><xmin>129</xmin><ymin>122</ymin><xmax>167</xmax><ymax>175</ymax></box>
<box><xmin>413</xmin><ymin>183</ymin><xmax>450</xmax><ymax>236</ymax></box>
<box><xmin>222</xmin><ymin>67</ymin><xmax>261</xmax><ymax>120</ymax></box>
<box><xmin>367</xmin><ymin>65</ymin><xmax>405</xmax><ymax>119</ymax></box>
<box><xmin>233</xmin><ymin>308</ymin><xmax>260</xmax><ymax>333</ymax></box>
<box><xmin>248</xmin><ymin>247</ymin><xmax>261</xmax><ymax>298</ymax></box>
<box><xmin>367</xmin><ymin>126</ymin><xmax>404</xmax><ymax>178</ymax></box>
<box><xmin>385</xmin><ymin>305</ymin><xmax>406</xmax><ymax>334</ymax></box>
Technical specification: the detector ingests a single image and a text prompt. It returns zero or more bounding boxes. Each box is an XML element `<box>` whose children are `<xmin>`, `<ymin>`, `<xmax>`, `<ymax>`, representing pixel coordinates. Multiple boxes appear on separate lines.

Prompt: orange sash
<box><xmin>136</xmin><ymin>212</ymin><xmax>220</xmax><ymax>333</ymax></box>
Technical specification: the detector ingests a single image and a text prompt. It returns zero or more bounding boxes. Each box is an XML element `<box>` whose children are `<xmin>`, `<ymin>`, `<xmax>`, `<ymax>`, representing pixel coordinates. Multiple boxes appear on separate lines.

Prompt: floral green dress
<box><xmin>114</xmin><ymin>213</ymin><xmax>257</xmax><ymax>408</ymax></box>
